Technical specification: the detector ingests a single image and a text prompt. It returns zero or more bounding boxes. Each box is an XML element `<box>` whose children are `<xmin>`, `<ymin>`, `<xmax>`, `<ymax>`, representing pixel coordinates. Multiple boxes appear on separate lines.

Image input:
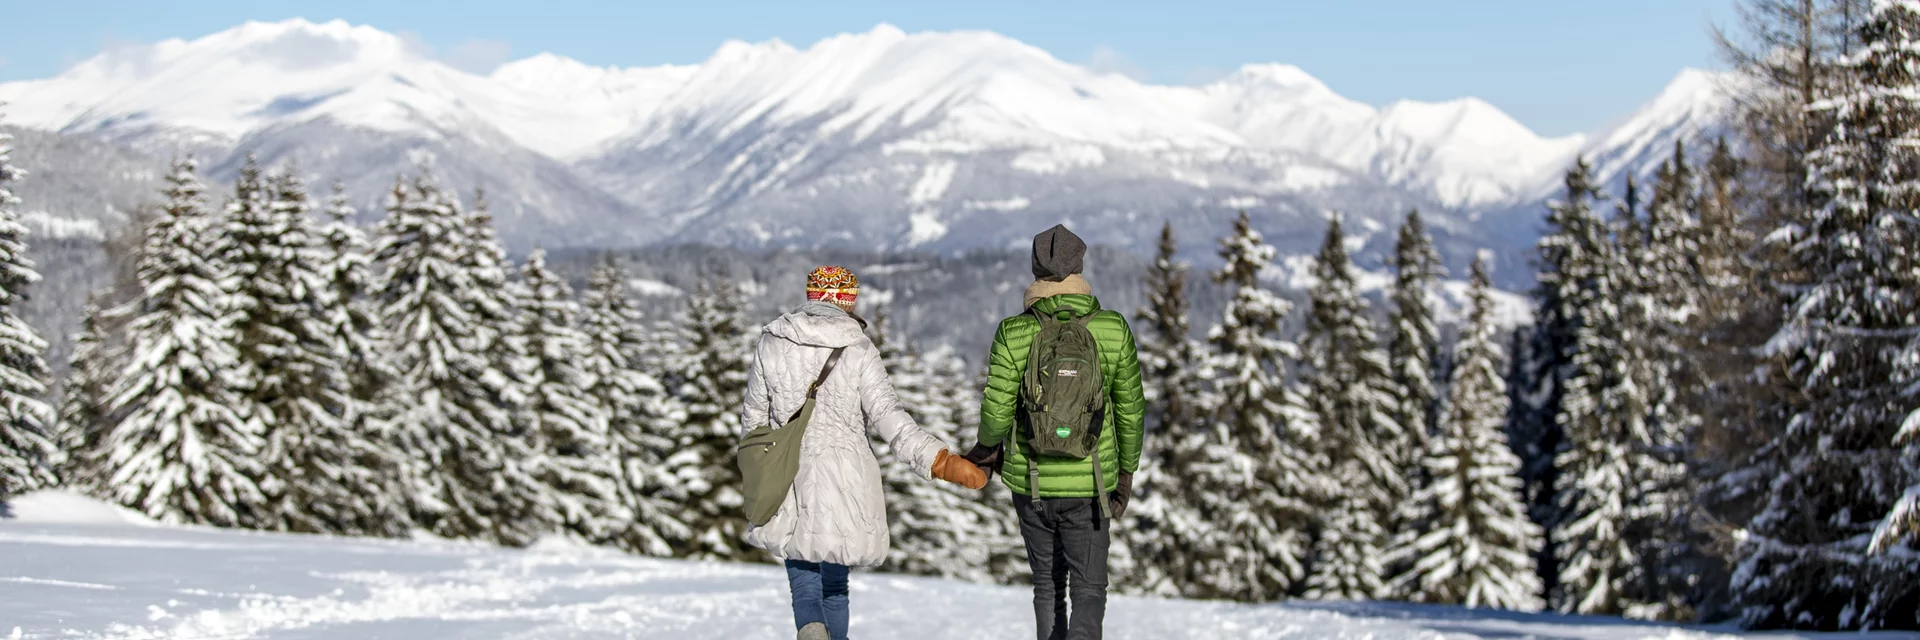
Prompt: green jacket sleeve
<box><xmin>977</xmin><ymin>318</ymin><xmax>1022</xmax><ymax>448</ymax></box>
<box><xmin>1109</xmin><ymin>316</ymin><xmax>1146</xmax><ymax>474</ymax></box>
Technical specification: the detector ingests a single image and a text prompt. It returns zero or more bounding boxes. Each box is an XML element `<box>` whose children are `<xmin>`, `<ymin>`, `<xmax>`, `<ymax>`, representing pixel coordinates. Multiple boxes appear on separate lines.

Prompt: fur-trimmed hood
<box><xmin>1024</xmin><ymin>273</ymin><xmax>1093</xmax><ymax>309</ymax></box>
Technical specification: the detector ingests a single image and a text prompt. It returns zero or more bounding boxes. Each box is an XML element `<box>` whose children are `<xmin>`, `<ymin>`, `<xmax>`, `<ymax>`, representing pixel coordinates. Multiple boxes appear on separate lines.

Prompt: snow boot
<box><xmin>797</xmin><ymin>622</ymin><xmax>830</xmax><ymax>640</ymax></box>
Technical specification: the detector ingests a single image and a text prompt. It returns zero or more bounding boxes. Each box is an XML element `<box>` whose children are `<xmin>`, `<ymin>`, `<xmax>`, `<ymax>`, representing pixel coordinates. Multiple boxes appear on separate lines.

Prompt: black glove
<box><xmin>1110</xmin><ymin>471</ymin><xmax>1134</xmax><ymax>519</ymax></box>
<box><xmin>961</xmin><ymin>443</ymin><xmax>1004</xmax><ymax>477</ymax></box>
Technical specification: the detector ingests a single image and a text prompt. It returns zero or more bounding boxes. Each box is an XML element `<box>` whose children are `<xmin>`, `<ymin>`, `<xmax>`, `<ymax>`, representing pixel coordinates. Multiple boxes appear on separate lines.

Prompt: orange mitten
<box><xmin>931</xmin><ymin>449</ymin><xmax>988</xmax><ymax>490</ymax></box>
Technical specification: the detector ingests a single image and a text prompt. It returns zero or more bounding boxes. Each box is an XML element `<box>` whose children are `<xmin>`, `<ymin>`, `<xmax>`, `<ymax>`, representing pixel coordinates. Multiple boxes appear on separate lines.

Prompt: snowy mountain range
<box><xmin>0</xmin><ymin>18</ymin><xmax>1733</xmax><ymax>283</ymax></box>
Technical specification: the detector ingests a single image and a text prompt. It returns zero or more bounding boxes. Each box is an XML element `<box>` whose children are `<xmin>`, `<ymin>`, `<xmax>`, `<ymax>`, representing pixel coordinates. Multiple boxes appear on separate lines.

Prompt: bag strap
<box><xmin>786</xmin><ymin>347</ymin><xmax>846</xmax><ymax>424</ymax></box>
<box><xmin>807</xmin><ymin>347</ymin><xmax>847</xmax><ymax>399</ymax></box>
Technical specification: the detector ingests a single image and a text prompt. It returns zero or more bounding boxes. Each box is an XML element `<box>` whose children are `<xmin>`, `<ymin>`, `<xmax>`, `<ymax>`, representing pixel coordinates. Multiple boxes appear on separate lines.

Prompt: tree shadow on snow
<box><xmin>1283</xmin><ymin>600</ymin><xmax>1721</xmax><ymax>639</ymax></box>
<box><xmin>0</xmin><ymin>500</ymin><xmax>13</xmax><ymax>519</ymax></box>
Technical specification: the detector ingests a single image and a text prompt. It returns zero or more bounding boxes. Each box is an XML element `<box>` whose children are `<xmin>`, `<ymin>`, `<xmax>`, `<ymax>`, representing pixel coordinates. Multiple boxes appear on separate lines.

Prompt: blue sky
<box><xmin>2</xmin><ymin>0</ymin><xmax>1734</xmax><ymax>136</ymax></box>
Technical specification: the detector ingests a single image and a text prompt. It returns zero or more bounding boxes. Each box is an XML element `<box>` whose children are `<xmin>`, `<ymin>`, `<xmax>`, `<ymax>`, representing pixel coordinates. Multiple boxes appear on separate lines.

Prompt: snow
<box><xmin>907</xmin><ymin>161</ymin><xmax>956</xmax><ymax>204</ymax></box>
<box><xmin>627</xmin><ymin>279</ymin><xmax>684</xmax><ymax>298</ymax></box>
<box><xmin>0</xmin><ymin>491</ymin><xmax>153</xmax><ymax>527</ymax></box>
<box><xmin>906</xmin><ymin>211</ymin><xmax>949</xmax><ymax>247</ymax></box>
<box><xmin>1010</xmin><ymin>145</ymin><xmax>1107</xmax><ymax>174</ymax></box>
<box><xmin>1177</xmin><ymin>65</ymin><xmax>1585</xmax><ymax>208</ymax></box>
<box><xmin>0</xmin><ymin>497</ymin><xmax>1870</xmax><ymax>639</ymax></box>
<box><xmin>16</xmin><ymin>211</ymin><xmax>105</xmax><ymax>241</ymax></box>
<box><xmin>961</xmin><ymin>196</ymin><xmax>1030</xmax><ymax>212</ymax></box>
<box><xmin>1271</xmin><ymin>254</ymin><xmax>1533</xmax><ymax>329</ymax></box>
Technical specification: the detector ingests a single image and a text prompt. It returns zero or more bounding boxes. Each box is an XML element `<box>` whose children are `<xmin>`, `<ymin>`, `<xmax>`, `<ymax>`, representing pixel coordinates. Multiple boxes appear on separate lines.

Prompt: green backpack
<box><xmin>1020</xmin><ymin>307</ymin><xmax>1111</xmax><ymax>518</ymax></box>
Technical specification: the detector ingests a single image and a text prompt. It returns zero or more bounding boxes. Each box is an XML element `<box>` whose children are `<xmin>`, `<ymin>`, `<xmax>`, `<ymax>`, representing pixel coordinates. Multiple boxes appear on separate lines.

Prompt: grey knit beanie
<box><xmin>1031</xmin><ymin>224</ymin><xmax>1085</xmax><ymax>282</ymax></box>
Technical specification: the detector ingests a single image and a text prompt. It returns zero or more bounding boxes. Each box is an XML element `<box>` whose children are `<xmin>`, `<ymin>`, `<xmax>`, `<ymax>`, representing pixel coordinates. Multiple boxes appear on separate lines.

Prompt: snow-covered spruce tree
<box><xmin>660</xmin><ymin>278</ymin><xmax>754</xmax><ymax>560</ymax></box>
<box><xmin>1197</xmin><ymin>211</ymin><xmax>1324</xmax><ymax>601</ymax></box>
<box><xmin>1122</xmin><ymin>221</ymin><xmax>1213</xmax><ymax>596</ymax></box>
<box><xmin>1384</xmin><ymin>209</ymin><xmax>1447</xmax><ymax>583</ymax></box>
<box><xmin>55</xmin><ymin>296</ymin><xmax>118</xmax><ymax>491</ymax></box>
<box><xmin>0</xmin><ymin>117</ymin><xmax>56</xmax><ymax>501</ymax></box>
<box><xmin>374</xmin><ymin>174</ymin><xmax>544</xmax><ymax>545</ymax></box>
<box><xmin>1389</xmin><ymin>254</ymin><xmax>1543</xmax><ymax>610</ymax></box>
<box><xmin>1626</xmin><ymin>142</ymin><xmax>1706</xmax><ymax>618</ymax></box>
<box><xmin>1301</xmin><ymin>213</ymin><xmax>1402</xmax><ymax>602</ymax></box>
<box><xmin>224</xmin><ymin>160</ymin><xmax>375</xmax><ymax>535</ymax></box>
<box><xmin>1519</xmin><ymin>158</ymin><xmax>1609</xmax><ymax>602</ymax></box>
<box><xmin>579</xmin><ymin>255</ymin><xmax>687</xmax><ymax>556</ymax></box>
<box><xmin>1731</xmin><ymin>2</ymin><xmax>1920</xmax><ymax>628</ymax></box>
<box><xmin>103</xmin><ymin>157</ymin><xmax>266</xmax><ymax>527</ymax></box>
<box><xmin>460</xmin><ymin>188</ymin><xmax>534</xmax><ymax>425</ymax></box>
<box><xmin>1388</xmin><ymin>209</ymin><xmax>1444</xmax><ymax>463</ymax></box>
<box><xmin>1554</xmin><ymin>169</ymin><xmax>1668</xmax><ymax>617</ymax></box>
<box><xmin>514</xmin><ymin>249</ymin><xmax>623</xmax><ymax>543</ymax></box>
<box><xmin>314</xmin><ymin>180</ymin><xmax>410</xmax><ymax>538</ymax></box>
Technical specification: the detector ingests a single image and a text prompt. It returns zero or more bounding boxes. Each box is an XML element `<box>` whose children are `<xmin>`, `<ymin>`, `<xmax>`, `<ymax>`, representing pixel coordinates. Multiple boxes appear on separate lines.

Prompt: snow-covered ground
<box><xmin>0</xmin><ymin>492</ymin><xmax>1903</xmax><ymax>640</ymax></box>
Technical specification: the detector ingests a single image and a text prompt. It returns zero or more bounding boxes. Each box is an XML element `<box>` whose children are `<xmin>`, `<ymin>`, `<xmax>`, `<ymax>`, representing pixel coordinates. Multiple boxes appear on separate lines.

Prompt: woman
<box><xmin>741</xmin><ymin>265</ymin><xmax>988</xmax><ymax>640</ymax></box>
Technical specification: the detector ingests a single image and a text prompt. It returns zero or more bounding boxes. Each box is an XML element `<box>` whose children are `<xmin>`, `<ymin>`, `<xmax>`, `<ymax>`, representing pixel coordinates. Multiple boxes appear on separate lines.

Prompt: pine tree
<box><xmin>1731</xmin><ymin>2</ymin><xmax>1920</xmax><ymax>627</ymax></box>
<box><xmin>374</xmin><ymin>174</ymin><xmax>544</xmax><ymax>545</ymax></box>
<box><xmin>1518</xmin><ymin>159</ymin><xmax>1609</xmax><ymax>603</ymax></box>
<box><xmin>579</xmin><ymin>255</ymin><xmax>687</xmax><ymax>556</ymax></box>
<box><xmin>1390</xmin><ymin>254</ymin><xmax>1543</xmax><ymax>610</ymax></box>
<box><xmin>55</xmin><ymin>296</ymin><xmax>117</xmax><ymax>491</ymax></box>
<box><xmin>515</xmin><ymin>249</ymin><xmax>623</xmax><ymax>542</ymax></box>
<box><xmin>103</xmin><ymin>157</ymin><xmax>266</xmax><ymax>526</ymax></box>
<box><xmin>0</xmin><ymin>117</ymin><xmax>55</xmax><ymax>500</ymax></box>
<box><xmin>661</xmin><ymin>278</ymin><xmax>754</xmax><ymax>560</ymax></box>
<box><xmin>1553</xmin><ymin>167</ymin><xmax>1671</xmax><ymax>616</ymax></box>
<box><xmin>1196</xmin><ymin>211</ymin><xmax>1324</xmax><ymax>601</ymax></box>
<box><xmin>1626</xmin><ymin>142</ymin><xmax>1706</xmax><ymax>618</ymax></box>
<box><xmin>1301</xmin><ymin>213</ymin><xmax>1402</xmax><ymax>601</ymax></box>
<box><xmin>315</xmin><ymin>181</ymin><xmax>410</xmax><ymax>537</ymax></box>
<box><xmin>223</xmin><ymin>160</ymin><xmax>375</xmax><ymax>535</ymax></box>
<box><xmin>1388</xmin><ymin>209</ymin><xmax>1445</xmax><ymax>464</ymax></box>
<box><xmin>1123</xmin><ymin>222</ymin><xmax>1213</xmax><ymax>596</ymax></box>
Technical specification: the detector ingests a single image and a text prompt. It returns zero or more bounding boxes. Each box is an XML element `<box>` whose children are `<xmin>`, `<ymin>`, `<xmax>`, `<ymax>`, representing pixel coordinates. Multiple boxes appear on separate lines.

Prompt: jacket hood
<box><xmin>1030</xmin><ymin>293</ymin><xmax>1102</xmax><ymax>318</ymax></box>
<box><xmin>765</xmin><ymin>301</ymin><xmax>870</xmax><ymax>348</ymax></box>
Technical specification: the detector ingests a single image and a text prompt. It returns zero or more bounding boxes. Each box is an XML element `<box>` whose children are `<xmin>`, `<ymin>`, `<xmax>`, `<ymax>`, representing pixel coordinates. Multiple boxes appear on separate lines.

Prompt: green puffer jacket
<box><xmin>977</xmin><ymin>293</ymin><xmax>1145</xmax><ymax>498</ymax></box>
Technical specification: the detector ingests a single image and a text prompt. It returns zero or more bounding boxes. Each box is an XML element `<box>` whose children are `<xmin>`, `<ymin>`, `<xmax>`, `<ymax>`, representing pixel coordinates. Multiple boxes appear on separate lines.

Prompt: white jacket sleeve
<box><xmin>856</xmin><ymin>345</ymin><xmax>946</xmax><ymax>477</ymax></box>
<box><xmin>739</xmin><ymin>338</ymin><xmax>773</xmax><ymax>438</ymax></box>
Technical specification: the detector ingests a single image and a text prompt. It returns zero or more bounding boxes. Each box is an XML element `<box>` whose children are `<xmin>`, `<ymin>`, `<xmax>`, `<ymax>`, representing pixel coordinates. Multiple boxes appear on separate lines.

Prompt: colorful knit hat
<box><xmin>806</xmin><ymin>266</ymin><xmax>860</xmax><ymax>306</ymax></box>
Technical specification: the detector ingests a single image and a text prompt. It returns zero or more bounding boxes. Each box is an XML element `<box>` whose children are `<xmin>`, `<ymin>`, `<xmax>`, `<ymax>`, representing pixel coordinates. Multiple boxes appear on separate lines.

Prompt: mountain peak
<box><xmin>1379</xmin><ymin>97</ymin><xmax>1542</xmax><ymax>144</ymax></box>
<box><xmin>1226</xmin><ymin>63</ymin><xmax>1327</xmax><ymax>89</ymax></box>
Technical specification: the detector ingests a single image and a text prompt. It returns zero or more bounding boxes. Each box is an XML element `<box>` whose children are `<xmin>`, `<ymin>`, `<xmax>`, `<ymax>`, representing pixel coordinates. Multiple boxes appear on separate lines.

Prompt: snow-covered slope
<box><xmin>0</xmin><ymin>494</ymin><xmax>1879</xmax><ymax>639</ymax></box>
<box><xmin>0</xmin><ymin>18</ymin><xmax>1733</xmax><ymax>282</ymax></box>
<box><xmin>1575</xmin><ymin>68</ymin><xmax>1736</xmax><ymax>194</ymax></box>
<box><xmin>1177</xmin><ymin>65</ymin><xmax>1587</xmax><ymax>209</ymax></box>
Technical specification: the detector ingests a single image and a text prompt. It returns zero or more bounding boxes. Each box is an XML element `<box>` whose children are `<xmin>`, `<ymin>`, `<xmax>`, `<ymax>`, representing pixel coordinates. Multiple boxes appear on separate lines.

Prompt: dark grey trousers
<box><xmin>1014</xmin><ymin>494</ymin><xmax>1110</xmax><ymax>640</ymax></box>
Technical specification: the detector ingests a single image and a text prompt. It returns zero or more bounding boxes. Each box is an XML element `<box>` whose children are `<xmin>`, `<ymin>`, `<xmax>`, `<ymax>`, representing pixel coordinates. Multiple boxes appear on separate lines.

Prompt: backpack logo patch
<box><xmin>1055</xmin><ymin>426</ymin><xmax>1074</xmax><ymax>438</ymax></box>
<box><xmin>1056</xmin><ymin>369</ymin><xmax>1079</xmax><ymax>377</ymax></box>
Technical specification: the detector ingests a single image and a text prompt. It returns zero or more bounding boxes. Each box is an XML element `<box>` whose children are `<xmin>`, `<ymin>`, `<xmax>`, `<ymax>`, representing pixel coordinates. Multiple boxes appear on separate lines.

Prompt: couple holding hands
<box><xmin>738</xmin><ymin>224</ymin><xmax>1144</xmax><ymax>640</ymax></box>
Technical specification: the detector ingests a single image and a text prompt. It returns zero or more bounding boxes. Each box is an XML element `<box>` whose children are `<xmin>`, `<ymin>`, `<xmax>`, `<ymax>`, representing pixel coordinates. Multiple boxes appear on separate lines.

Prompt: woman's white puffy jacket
<box><xmin>739</xmin><ymin>302</ymin><xmax>946</xmax><ymax>567</ymax></box>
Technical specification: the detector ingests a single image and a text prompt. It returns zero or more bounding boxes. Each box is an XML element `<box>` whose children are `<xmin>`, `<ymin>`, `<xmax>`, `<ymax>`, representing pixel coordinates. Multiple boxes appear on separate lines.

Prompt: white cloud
<box><xmin>1084</xmin><ymin>45</ymin><xmax>1148</xmax><ymax>82</ymax></box>
<box><xmin>392</xmin><ymin>32</ymin><xmax>512</xmax><ymax>74</ymax></box>
<box><xmin>443</xmin><ymin>38</ymin><xmax>512</xmax><ymax>74</ymax></box>
<box><xmin>1182</xmin><ymin>66</ymin><xmax>1230</xmax><ymax>86</ymax></box>
<box><xmin>395</xmin><ymin>30</ymin><xmax>434</xmax><ymax>58</ymax></box>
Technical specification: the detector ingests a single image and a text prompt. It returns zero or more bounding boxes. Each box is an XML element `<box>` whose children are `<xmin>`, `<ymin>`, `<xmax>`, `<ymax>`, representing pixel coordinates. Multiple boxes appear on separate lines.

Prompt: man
<box><xmin>967</xmin><ymin>225</ymin><xmax>1145</xmax><ymax>640</ymax></box>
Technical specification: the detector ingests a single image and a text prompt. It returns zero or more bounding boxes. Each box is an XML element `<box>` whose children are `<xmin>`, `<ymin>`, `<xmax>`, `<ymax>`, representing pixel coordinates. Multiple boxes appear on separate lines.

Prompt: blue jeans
<box><xmin>785</xmin><ymin>559</ymin><xmax>850</xmax><ymax>639</ymax></box>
